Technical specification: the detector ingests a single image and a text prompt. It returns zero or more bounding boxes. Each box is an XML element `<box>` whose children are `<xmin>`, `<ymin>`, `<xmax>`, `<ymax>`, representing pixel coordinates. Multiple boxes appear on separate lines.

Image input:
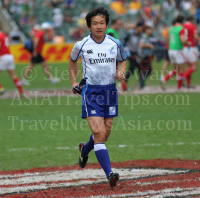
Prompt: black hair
<box><xmin>186</xmin><ymin>16</ymin><xmax>194</xmax><ymax>22</ymax></box>
<box><xmin>136</xmin><ymin>21</ymin><xmax>144</xmax><ymax>27</ymax></box>
<box><xmin>85</xmin><ymin>7</ymin><xmax>109</xmax><ymax>27</ymax></box>
<box><xmin>111</xmin><ymin>18</ymin><xmax>120</xmax><ymax>25</ymax></box>
<box><xmin>176</xmin><ymin>15</ymin><xmax>184</xmax><ymax>24</ymax></box>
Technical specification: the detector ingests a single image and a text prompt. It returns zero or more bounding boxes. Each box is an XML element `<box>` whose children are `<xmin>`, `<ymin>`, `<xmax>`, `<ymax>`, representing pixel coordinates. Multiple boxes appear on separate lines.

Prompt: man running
<box><xmin>161</xmin><ymin>15</ymin><xmax>191</xmax><ymax>89</ymax></box>
<box><xmin>183</xmin><ymin>16</ymin><xmax>199</xmax><ymax>88</ymax></box>
<box><xmin>21</xmin><ymin>22</ymin><xmax>60</xmax><ymax>86</ymax></box>
<box><xmin>0</xmin><ymin>31</ymin><xmax>24</xmax><ymax>95</ymax></box>
<box><xmin>69</xmin><ymin>7</ymin><xmax>127</xmax><ymax>188</ymax></box>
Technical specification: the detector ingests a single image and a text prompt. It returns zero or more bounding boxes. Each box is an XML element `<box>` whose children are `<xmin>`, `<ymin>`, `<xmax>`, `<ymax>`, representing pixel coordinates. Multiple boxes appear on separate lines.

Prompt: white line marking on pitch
<box><xmin>6</xmin><ymin>142</ymin><xmax>200</xmax><ymax>152</ymax></box>
<box><xmin>0</xmin><ymin>168</ymin><xmax>187</xmax><ymax>195</ymax></box>
<box><xmin>8</xmin><ymin>148</ymin><xmax>37</xmax><ymax>151</ymax></box>
<box><xmin>89</xmin><ymin>187</ymin><xmax>200</xmax><ymax>198</ymax></box>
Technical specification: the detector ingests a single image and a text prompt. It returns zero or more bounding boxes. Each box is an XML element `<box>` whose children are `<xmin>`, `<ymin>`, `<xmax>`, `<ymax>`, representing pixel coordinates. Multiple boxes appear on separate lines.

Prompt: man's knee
<box><xmin>94</xmin><ymin>132</ymin><xmax>106</xmax><ymax>143</ymax></box>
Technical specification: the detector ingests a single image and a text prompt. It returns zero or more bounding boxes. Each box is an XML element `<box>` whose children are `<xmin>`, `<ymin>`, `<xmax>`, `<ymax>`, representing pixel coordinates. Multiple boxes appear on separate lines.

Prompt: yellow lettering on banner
<box><xmin>10</xmin><ymin>43</ymin><xmax>75</xmax><ymax>63</ymax></box>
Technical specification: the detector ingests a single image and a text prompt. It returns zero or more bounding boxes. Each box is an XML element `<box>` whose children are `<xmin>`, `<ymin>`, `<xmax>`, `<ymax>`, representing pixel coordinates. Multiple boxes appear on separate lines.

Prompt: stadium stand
<box><xmin>0</xmin><ymin>0</ymin><xmax>198</xmax><ymax>42</ymax></box>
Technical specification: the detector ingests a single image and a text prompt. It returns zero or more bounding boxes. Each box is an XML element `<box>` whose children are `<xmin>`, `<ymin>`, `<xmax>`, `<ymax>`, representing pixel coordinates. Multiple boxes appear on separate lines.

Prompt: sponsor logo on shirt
<box><xmin>87</xmin><ymin>49</ymin><xmax>93</xmax><ymax>54</ymax></box>
<box><xmin>109</xmin><ymin>107</ymin><xmax>116</xmax><ymax>115</ymax></box>
<box><xmin>110</xmin><ymin>46</ymin><xmax>115</xmax><ymax>54</ymax></box>
<box><xmin>91</xmin><ymin>110</ymin><xmax>97</xmax><ymax>115</ymax></box>
<box><xmin>89</xmin><ymin>58</ymin><xmax>115</xmax><ymax>64</ymax></box>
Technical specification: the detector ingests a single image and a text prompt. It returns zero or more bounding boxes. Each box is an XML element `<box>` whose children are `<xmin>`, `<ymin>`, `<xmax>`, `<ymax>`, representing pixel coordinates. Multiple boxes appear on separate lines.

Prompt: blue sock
<box><xmin>82</xmin><ymin>134</ymin><xmax>94</xmax><ymax>156</ymax></box>
<box><xmin>94</xmin><ymin>143</ymin><xmax>112</xmax><ymax>179</ymax></box>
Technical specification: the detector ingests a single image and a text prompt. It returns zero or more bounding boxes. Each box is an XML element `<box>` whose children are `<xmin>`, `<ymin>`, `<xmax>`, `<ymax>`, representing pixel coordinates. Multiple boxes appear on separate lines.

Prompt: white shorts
<box><xmin>168</xmin><ymin>50</ymin><xmax>186</xmax><ymax>65</ymax></box>
<box><xmin>183</xmin><ymin>47</ymin><xmax>199</xmax><ymax>63</ymax></box>
<box><xmin>0</xmin><ymin>54</ymin><xmax>15</xmax><ymax>71</ymax></box>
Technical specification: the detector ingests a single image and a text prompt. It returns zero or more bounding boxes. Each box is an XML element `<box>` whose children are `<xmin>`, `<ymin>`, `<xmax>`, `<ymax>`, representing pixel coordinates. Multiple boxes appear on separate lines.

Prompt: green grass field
<box><xmin>0</xmin><ymin>62</ymin><xmax>200</xmax><ymax>171</ymax></box>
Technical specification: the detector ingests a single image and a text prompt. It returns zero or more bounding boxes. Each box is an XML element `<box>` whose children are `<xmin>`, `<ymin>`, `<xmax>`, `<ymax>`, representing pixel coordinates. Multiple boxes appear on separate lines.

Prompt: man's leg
<box><xmin>42</xmin><ymin>61</ymin><xmax>60</xmax><ymax>84</ymax></box>
<box><xmin>125</xmin><ymin>57</ymin><xmax>136</xmax><ymax>83</ymax></box>
<box><xmin>79</xmin><ymin>116</ymin><xmax>107</xmax><ymax>169</ymax></box>
<box><xmin>139</xmin><ymin>59</ymin><xmax>152</xmax><ymax>89</ymax></box>
<box><xmin>161</xmin><ymin>50</ymin><xmax>170</xmax><ymax>80</ymax></box>
<box><xmin>104</xmin><ymin>118</ymin><xmax>113</xmax><ymax>142</ymax></box>
<box><xmin>184</xmin><ymin>48</ymin><xmax>198</xmax><ymax>87</ymax></box>
<box><xmin>185</xmin><ymin>62</ymin><xmax>197</xmax><ymax>87</ymax></box>
<box><xmin>81</xmin><ymin>118</ymin><xmax>113</xmax><ymax>156</ymax></box>
<box><xmin>160</xmin><ymin>60</ymin><xmax>170</xmax><ymax>80</ymax></box>
<box><xmin>8</xmin><ymin>70</ymin><xmax>24</xmax><ymax>94</ymax></box>
<box><xmin>177</xmin><ymin>64</ymin><xmax>185</xmax><ymax>89</ymax></box>
<box><xmin>80</xmin><ymin>134</ymin><xmax>94</xmax><ymax>158</ymax></box>
<box><xmin>21</xmin><ymin>63</ymin><xmax>34</xmax><ymax>86</ymax></box>
<box><xmin>161</xmin><ymin>51</ymin><xmax>174</xmax><ymax>90</ymax></box>
<box><xmin>24</xmin><ymin>64</ymin><xmax>34</xmax><ymax>79</ymax></box>
<box><xmin>87</xmin><ymin>117</ymin><xmax>116</xmax><ymax>181</ymax></box>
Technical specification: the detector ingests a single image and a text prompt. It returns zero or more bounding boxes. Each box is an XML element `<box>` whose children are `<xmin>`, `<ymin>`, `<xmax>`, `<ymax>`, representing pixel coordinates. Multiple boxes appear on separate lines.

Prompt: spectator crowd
<box><xmin>1</xmin><ymin>0</ymin><xmax>200</xmax><ymax>42</ymax></box>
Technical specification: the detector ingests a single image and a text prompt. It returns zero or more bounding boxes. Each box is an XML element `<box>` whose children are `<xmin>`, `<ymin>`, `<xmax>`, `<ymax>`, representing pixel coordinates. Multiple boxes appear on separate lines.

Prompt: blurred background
<box><xmin>0</xmin><ymin>0</ymin><xmax>199</xmax><ymax>45</ymax></box>
<box><xmin>0</xmin><ymin>0</ymin><xmax>200</xmax><ymax>91</ymax></box>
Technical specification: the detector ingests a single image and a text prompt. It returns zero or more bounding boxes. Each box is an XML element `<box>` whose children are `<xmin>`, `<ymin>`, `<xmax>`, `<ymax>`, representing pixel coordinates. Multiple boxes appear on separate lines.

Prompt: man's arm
<box><xmin>118</xmin><ymin>60</ymin><xmax>126</xmax><ymax>73</ymax></box>
<box><xmin>69</xmin><ymin>41</ymin><xmax>82</xmax><ymax>93</ymax></box>
<box><xmin>116</xmin><ymin>41</ymin><xmax>127</xmax><ymax>80</ymax></box>
<box><xmin>69</xmin><ymin>58</ymin><xmax>79</xmax><ymax>93</ymax></box>
<box><xmin>115</xmin><ymin>60</ymin><xmax>126</xmax><ymax>80</ymax></box>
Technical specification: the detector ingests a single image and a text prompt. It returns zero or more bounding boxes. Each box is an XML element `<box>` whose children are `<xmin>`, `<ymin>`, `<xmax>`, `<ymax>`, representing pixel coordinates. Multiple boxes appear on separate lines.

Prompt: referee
<box><xmin>69</xmin><ymin>7</ymin><xmax>127</xmax><ymax>188</ymax></box>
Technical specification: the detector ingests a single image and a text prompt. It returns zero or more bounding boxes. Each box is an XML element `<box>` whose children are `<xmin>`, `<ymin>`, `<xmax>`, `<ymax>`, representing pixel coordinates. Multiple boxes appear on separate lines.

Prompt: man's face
<box><xmin>89</xmin><ymin>15</ymin><xmax>107</xmax><ymax>38</ymax></box>
<box><xmin>146</xmin><ymin>28</ymin><xmax>152</xmax><ymax>36</ymax></box>
<box><xmin>136</xmin><ymin>26</ymin><xmax>143</xmax><ymax>34</ymax></box>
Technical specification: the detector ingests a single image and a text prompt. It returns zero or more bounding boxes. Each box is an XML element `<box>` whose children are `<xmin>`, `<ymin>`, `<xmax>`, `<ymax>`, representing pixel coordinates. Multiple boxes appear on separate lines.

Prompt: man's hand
<box><xmin>115</xmin><ymin>70</ymin><xmax>125</xmax><ymax>80</ymax></box>
<box><xmin>72</xmin><ymin>82</ymin><xmax>79</xmax><ymax>94</ymax></box>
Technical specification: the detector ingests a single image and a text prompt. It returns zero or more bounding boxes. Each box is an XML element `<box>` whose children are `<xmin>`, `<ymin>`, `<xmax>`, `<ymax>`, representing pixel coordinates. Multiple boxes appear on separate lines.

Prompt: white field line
<box><xmin>0</xmin><ymin>168</ymin><xmax>186</xmax><ymax>184</ymax></box>
<box><xmin>89</xmin><ymin>187</ymin><xmax>200</xmax><ymax>198</ymax></box>
<box><xmin>0</xmin><ymin>168</ymin><xmax>188</xmax><ymax>195</ymax></box>
<box><xmin>0</xmin><ymin>179</ymin><xmax>105</xmax><ymax>195</ymax></box>
<box><xmin>136</xmin><ymin>178</ymin><xmax>200</xmax><ymax>186</ymax></box>
<box><xmin>6</xmin><ymin>142</ymin><xmax>200</xmax><ymax>152</ymax></box>
<box><xmin>8</xmin><ymin>148</ymin><xmax>37</xmax><ymax>151</ymax></box>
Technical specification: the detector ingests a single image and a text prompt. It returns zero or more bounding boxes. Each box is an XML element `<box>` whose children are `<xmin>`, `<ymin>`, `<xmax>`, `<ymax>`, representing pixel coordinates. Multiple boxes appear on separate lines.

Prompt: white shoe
<box><xmin>50</xmin><ymin>77</ymin><xmax>60</xmax><ymax>84</ymax></box>
<box><xmin>21</xmin><ymin>78</ymin><xmax>30</xmax><ymax>86</ymax></box>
